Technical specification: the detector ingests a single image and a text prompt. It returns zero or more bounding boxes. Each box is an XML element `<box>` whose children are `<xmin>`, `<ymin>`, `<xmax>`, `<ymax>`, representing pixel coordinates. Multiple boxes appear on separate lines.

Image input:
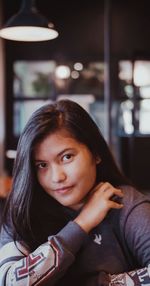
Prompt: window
<box><xmin>118</xmin><ymin>60</ymin><xmax>150</xmax><ymax>135</ymax></box>
<box><xmin>12</xmin><ymin>60</ymin><xmax>105</xmax><ymax>136</ymax></box>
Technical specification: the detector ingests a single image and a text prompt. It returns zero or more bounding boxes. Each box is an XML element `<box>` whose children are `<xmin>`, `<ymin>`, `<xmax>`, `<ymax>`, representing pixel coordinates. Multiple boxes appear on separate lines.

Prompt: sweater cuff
<box><xmin>56</xmin><ymin>221</ymin><xmax>88</xmax><ymax>254</ymax></box>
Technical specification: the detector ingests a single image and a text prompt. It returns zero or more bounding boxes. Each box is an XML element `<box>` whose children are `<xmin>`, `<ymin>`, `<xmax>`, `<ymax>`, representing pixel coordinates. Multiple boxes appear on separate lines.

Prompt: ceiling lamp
<box><xmin>0</xmin><ymin>0</ymin><xmax>58</xmax><ymax>42</ymax></box>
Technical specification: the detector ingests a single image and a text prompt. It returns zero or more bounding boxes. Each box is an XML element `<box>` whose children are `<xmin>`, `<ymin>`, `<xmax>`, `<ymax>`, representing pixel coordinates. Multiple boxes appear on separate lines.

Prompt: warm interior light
<box><xmin>74</xmin><ymin>62</ymin><xmax>83</xmax><ymax>71</ymax></box>
<box><xmin>55</xmin><ymin>65</ymin><xmax>71</xmax><ymax>79</ymax></box>
<box><xmin>0</xmin><ymin>26</ymin><xmax>58</xmax><ymax>42</ymax></box>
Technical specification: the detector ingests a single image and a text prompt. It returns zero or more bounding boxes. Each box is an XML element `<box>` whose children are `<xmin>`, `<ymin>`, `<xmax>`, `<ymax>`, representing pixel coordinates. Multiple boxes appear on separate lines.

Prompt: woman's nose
<box><xmin>51</xmin><ymin>164</ymin><xmax>66</xmax><ymax>183</ymax></box>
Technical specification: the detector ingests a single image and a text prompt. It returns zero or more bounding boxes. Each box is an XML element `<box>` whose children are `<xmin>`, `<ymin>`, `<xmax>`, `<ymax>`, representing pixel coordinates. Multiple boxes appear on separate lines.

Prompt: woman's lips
<box><xmin>54</xmin><ymin>186</ymin><xmax>73</xmax><ymax>194</ymax></box>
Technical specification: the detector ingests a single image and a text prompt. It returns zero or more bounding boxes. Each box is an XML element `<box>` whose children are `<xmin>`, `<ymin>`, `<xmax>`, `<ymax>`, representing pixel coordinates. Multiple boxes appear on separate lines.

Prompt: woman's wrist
<box><xmin>74</xmin><ymin>216</ymin><xmax>92</xmax><ymax>233</ymax></box>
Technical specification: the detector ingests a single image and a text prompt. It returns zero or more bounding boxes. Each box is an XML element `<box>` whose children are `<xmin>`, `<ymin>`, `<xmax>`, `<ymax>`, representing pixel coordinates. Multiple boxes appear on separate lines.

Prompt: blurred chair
<box><xmin>0</xmin><ymin>176</ymin><xmax>12</xmax><ymax>199</ymax></box>
<box><xmin>0</xmin><ymin>176</ymin><xmax>12</xmax><ymax>225</ymax></box>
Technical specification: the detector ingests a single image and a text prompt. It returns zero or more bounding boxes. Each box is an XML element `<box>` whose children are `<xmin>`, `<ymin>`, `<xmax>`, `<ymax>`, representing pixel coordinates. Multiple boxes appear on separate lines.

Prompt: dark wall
<box><xmin>111</xmin><ymin>0</ymin><xmax>150</xmax><ymax>57</ymax></box>
<box><xmin>120</xmin><ymin>137</ymin><xmax>150</xmax><ymax>190</ymax></box>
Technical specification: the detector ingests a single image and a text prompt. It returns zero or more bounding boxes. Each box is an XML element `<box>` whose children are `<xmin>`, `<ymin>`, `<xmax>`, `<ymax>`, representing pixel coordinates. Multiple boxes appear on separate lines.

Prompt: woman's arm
<box><xmin>75</xmin><ymin>182</ymin><xmax>124</xmax><ymax>232</ymax></box>
<box><xmin>0</xmin><ymin>182</ymin><xmax>123</xmax><ymax>285</ymax></box>
<box><xmin>0</xmin><ymin>221</ymin><xmax>87</xmax><ymax>286</ymax></box>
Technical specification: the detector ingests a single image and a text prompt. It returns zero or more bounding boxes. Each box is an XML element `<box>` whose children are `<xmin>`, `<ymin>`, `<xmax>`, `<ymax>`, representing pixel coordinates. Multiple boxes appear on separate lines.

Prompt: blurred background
<box><xmin>1</xmin><ymin>0</ymin><xmax>150</xmax><ymax>197</ymax></box>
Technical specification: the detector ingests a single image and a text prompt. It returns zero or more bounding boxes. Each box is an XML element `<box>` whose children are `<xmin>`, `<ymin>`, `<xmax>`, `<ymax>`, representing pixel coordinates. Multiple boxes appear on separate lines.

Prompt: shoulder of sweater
<box><xmin>107</xmin><ymin>185</ymin><xmax>150</xmax><ymax>229</ymax></box>
<box><xmin>120</xmin><ymin>185</ymin><xmax>150</xmax><ymax>207</ymax></box>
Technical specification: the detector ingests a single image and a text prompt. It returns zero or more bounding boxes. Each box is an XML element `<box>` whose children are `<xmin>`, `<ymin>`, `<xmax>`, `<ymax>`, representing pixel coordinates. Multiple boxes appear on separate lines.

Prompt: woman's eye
<box><xmin>62</xmin><ymin>154</ymin><xmax>73</xmax><ymax>162</ymax></box>
<box><xmin>36</xmin><ymin>162</ymin><xmax>47</xmax><ymax>169</ymax></box>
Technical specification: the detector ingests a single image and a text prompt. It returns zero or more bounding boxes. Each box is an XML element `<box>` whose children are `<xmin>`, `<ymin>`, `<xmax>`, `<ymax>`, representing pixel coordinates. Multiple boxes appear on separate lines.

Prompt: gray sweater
<box><xmin>1</xmin><ymin>186</ymin><xmax>150</xmax><ymax>285</ymax></box>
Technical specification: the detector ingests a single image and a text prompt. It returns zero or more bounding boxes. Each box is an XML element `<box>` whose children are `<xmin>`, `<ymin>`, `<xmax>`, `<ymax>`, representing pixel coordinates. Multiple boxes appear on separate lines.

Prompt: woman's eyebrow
<box><xmin>33</xmin><ymin>148</ymin><xmax>76</xmax><ymax>162</ymax></box>
<box><xmin>34</xmin><ymin>159</ymin><xmax>46</xmax><ymax>163</ymax></box>
<box><xmin>57</xmin><ymin>148</ymin><xmax>75</xmax><ymax>157</ymax></box>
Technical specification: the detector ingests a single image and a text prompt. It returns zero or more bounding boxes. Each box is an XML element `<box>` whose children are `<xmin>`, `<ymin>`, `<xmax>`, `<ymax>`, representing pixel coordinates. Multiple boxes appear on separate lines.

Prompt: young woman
<box><xmin>1</xmin><ymin>99</ymin><xmax>150</xmax><ymax>286</ymax></box>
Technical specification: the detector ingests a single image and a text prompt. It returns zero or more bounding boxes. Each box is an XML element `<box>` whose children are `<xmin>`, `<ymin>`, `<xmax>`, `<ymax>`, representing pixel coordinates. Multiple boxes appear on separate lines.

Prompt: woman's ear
<box><xmin>95</xmin><ymin>156</ymin><xmax>101</xmax><ymax>164</ymax></box>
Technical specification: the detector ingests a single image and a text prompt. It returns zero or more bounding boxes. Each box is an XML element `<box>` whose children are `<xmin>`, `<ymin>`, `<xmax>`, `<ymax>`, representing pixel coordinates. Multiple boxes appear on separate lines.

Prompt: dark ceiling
<box><xmin>1</xmin><ymin>0</ymin><xmax>150</xmax><ymax>61</ymax></box>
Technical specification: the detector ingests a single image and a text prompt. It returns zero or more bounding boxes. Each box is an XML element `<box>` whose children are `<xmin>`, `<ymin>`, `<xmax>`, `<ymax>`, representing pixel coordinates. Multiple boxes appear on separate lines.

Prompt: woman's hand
<box><xmin>74</xmin><ymin>182</ymin><xmax>123</xmax><ymax>233</ymax></box>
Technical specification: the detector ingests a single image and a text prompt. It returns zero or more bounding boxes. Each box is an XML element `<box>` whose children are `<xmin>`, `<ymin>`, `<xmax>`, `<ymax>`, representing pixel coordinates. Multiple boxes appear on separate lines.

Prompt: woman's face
<box><xmin>33</xmin><ymin>129</ymin><xmax>99</xmax><ymax>210</ymax></box>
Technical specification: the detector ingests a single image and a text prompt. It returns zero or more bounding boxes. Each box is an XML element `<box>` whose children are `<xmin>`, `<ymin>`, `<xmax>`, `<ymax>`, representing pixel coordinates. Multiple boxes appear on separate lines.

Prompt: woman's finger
<box><xmin>108</xmin><ymin>200</ymin><xmax>124</xmax><ymax>209</ymax></box>
<box><xmin>98</xmin><ymin>186</ymin><xmax>123</xmax><ymax>199</ymax></box>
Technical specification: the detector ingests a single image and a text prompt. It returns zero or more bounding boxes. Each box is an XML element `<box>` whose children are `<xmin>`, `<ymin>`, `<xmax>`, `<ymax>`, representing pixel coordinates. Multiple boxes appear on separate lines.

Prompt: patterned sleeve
<box><xmin>0</xmin><ymin>221</ymin><xmax>87</xmax><ymax>285</ymax></box>
<box><xmin>85</xmin><ymin>267</ymin><xmax>150</xmax><ymax>286</ymax></box>
<box><xmin>109</xmin><ymin>266</ymin><xmax>150</xmax><ymax>285</ymax></box>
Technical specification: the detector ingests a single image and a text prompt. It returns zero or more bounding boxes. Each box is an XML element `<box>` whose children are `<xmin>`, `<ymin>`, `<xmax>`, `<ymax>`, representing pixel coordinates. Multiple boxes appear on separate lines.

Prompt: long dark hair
<box><xmin>2</xmin><ymin>99</ymin><xmax>129</xmax><ymax>250</ymax></box>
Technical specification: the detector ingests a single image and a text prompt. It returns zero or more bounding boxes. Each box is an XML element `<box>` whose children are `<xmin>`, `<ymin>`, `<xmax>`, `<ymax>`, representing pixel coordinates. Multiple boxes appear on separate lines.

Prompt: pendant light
<box><xmin>0</xmin><ymin>0</ymin><xmax>58</xmax><ymax>42</ymax></box>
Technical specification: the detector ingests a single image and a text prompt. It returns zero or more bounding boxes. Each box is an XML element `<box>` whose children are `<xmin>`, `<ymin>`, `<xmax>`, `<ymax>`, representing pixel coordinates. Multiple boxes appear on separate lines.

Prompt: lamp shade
<box><xmin>0</xmin><ymin>0</ymin><xmax>58</xmax><ymax>42</ymax></box>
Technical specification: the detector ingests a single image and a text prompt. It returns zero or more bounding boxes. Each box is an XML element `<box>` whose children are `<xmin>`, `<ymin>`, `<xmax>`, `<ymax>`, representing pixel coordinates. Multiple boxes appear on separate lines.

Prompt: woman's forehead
<box><xmin>33</xmin><ymin>130</ymin><xmax>85</xmax><ymax>159</ymax></box>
